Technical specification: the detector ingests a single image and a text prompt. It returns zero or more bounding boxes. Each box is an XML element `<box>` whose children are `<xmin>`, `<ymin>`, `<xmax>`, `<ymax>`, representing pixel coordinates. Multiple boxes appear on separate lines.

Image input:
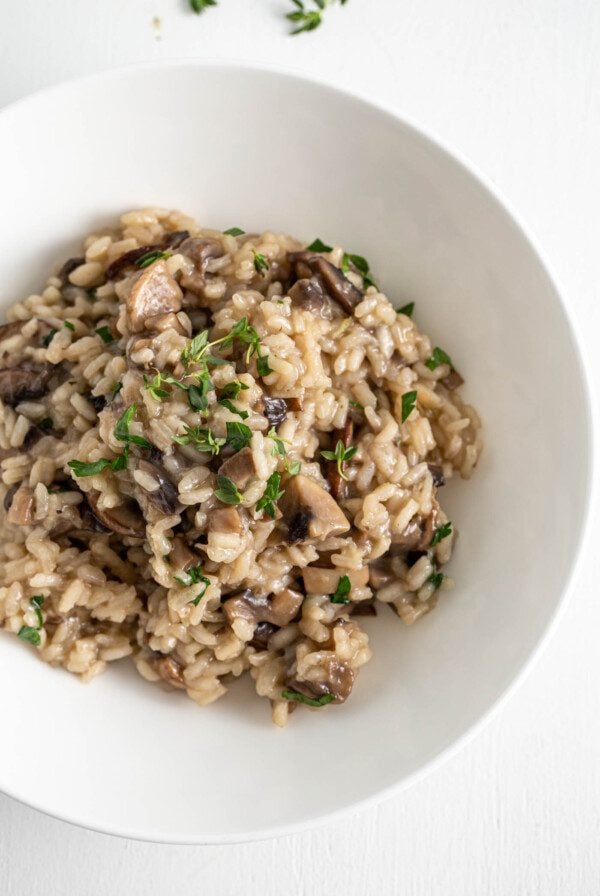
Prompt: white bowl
<box><xmin>0</xmin><ymin>62</ymin><xmax>593</xmax><ymax>844</ymax></box>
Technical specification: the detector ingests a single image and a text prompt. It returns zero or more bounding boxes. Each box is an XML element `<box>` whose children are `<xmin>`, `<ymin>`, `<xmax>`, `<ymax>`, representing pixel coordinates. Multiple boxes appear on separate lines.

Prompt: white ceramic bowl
<box><xmin>0</xmin><ymin>62</ymin><xmax>593</xmax><ymax>844</ymax></box>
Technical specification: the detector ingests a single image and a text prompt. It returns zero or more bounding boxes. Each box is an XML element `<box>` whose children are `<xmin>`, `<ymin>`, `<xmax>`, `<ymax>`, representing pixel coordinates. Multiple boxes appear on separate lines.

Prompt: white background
<box><xmin>1</xmin><ymin>1</ymin><xmax>600</xmax><ymax>893</ymax></box>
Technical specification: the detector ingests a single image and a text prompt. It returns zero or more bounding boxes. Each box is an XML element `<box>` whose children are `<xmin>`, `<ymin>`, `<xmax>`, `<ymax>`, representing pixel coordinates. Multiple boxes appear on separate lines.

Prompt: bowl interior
<box><xmin>0</xmin><ymin>63</ymin><xmax>591</xmax><ymax>842</ymax></box>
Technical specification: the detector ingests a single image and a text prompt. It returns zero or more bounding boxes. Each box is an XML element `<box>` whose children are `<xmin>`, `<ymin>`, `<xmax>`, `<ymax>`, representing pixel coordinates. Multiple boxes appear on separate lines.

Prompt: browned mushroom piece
<box><xmin>223</xmin><ymin>586</ymin><xmax>303</xmax><ymax>629</ymax></box>
<box><xmin>59</xmin><ymin>256</ymin><xmax>86</xmax><ymax>284</ymax></box>
<box><xmin>288</xmin><ymin>252</ymin><xmax>363</xmax><ymax>315</ymax></box>
<box><xmin>392</xmin><ymin>510</ymin><xmax>437</xmax><ymax>551</ymax></box>
<box><xmin>261</xmin><ymin>396</ymin><xmax>288</xmax><ymax>427</ymax></box>
<box><xmin>326</xmin><ymin>418</ymin><xmax>354</xmax><ymax>501</ymax></box>
<box><xmin>170</xmin><ymin>536</ymin><xmax>199</xmax><ymax>572</ymax></box>
<box><xmin>3</xmin><ymin>484</ymin><xmax>18</xmax><ymax>513</ymax></box>
<box><xmin>302</xmin><ymin>565</ymin><xmax>369</xmax><ymax>594</ymax></box>
<box><xmin>85</xmin><ymin>491</ymin><xmax>145</xmax><ymax>538</ymax></box>
<box><xmin>440</xmin><ymin>369</ymin><xmax>465</xmax><ymax>390</ymax></box>
<box><xmin>0</xmin><ymin>321</ymin><xmax>26</xmax><ymax>343</ymax></box>
<box><xmin>208</xmin><ymin>506</ymin><xmax>243</xmax><ymax>537</ymax></box>
<box><xmin>351</xmin><ymin>600</ymin><xmax>377</xmax><ymax>617</ymax></box>
<box><xmin>217</xmin><ymin>447</ymin><xmax>258</xmax><ymax>490</ymax></box>
<box><xmin>6</xmin><ymin>486</ymin><xmax>35</xmax><ymax>525</ymax></box>
<box><xmin>179</xmin><ymin>238</ymin><xmax>225</xmax><ymax>295</ymax></box>
<box><xmin>163</xmin><ymin>230</ymin><xmax>190</xmax><ymax>249</ymax></box>
<box><xmin>287</xmin><ymin>655</ymin><xmax>355</xmax><ymax>704</ymax></box>
<box><xmin>368</xmin><ymin>561</ymin><xmax>394</xmax><ymax>590</ymax></box>
<box><xmin>155</xmin><ymin>655</ymin><xmax>186</xmax><ymax>690</ymax></box>
<box><xmin>427</xmin><ymin>463</ymin><xmax>445</xmax><ymax>487</ymax></box>
<box><xmin>126</xmin><ymin>260</ymin><xmax>183</xmax><ymax>334</ymax></box>
<box><xmin>279</xmin><ymin>474</ymin><xmax>350</xmax><ymax>543</ymax></box>
<box><xmin>136</xmin><ymin>459</ymin><xmax>180</xmax><ymax>514</ymax></box>
<box><xmin>0</xmin><ymin>364</ymin><xmax>52</xmax><ymax>406</ymax></box>
<box><xmin>288</xmin><ymin>277</ymin><xmax>338</xmax><ymax>319</ymax></box>
<box><xmin>249</xmin><ymin>621</ymin><xmax>279</xmax><ymax>650</ymax></box>
<box><xmin>147</xmin><ymin>312</ymin><xmax>188</xmax><ymax>336</ymax></box>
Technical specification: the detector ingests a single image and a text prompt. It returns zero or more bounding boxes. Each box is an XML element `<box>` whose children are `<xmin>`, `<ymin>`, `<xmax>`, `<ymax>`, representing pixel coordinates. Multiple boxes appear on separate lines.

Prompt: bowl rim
<box><xmin>0</xmin><ymin>57</ymin><xmax>596</xmax><ymax>845</ymax></box>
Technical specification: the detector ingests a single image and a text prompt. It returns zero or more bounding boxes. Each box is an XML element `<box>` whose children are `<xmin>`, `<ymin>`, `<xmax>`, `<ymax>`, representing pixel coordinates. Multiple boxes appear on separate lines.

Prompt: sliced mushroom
<box><xmin>326</xmin><ymin>419</ymin><xmax>354</xmax><ymax>501</ymax></box>
<box><xmin>217</xmin><ymin>448</ymin><xmax>258</xmax><ymax>490</ymax></box>
<box><xmin>170</xmin><ymin>536</ymin><xmax>199</xmax><ymax>572</ymax></box>
<box><xmin>0</xmin><ymin>364</ymin><xmax>52</xmax><ymax>406</ymax></box>
<box><xmin>85</xmin><ymin>392</ymin><xmax>107</xmax><ymax>413</ymax></box>
<box><xmin>249</xmin><ymin>621</ymin><xmax>279</xmax><ymax>650</ymax></box>
<box><xmin>136</xmin><ymin>459</ymin><xmax>180</xmax><ymax>514</ymax></box>
<box><xmin>208</xmin><ymin>506</ymin><xmax>243</xmax><ymax>536</ymax></box>
<box><xmin>223</xmin><ymin>586</ymin><xmax>303</xmax><ymax>629</ymax></box>
<box><xmin>262</xmin><ymin>396</ymin><xmax>288</xmax><ymax>427</ymax></box>
<box><xmin>85</xmin><ymin>491</ymin><xmax>145</xmax><ymax>538</ymax></box>
<box><xmin>391</xmin><ymin>511</ymin><xmax>436</xmax><ymax>551</ymax></box>
<box><xmin>440</xmin><ymin>369</ymin><xmax>465</xmax><ymax>390</ymax></box>
<box><xmin>427</xmin><ymin>463</ymin><xmax>445</xmax><ymax>487</ymax></box>
<box><xmin>155</xmin><ymin>655</ymin><xmax>186</xmax><ymax>690</ymax></box>
<box><xmin>178</xmin><ymin>237</ymin><xmax>224</xmax><ymax>270</ymax></box>
<box><xmin>147</xmin><ymin>312</ymin><xmax>188</xmax><ymax>336</ymax></box>
<box><xmin>288</xmin><ymin>252</ymin><xmax>363</xmax><ymax>315</ymax></box>
<box><xmin>288</xmin><ymin>277</ymin><xmax>338</xmax><ymax>319</ymax></box>
<box><xmin>163</xmin><ymin>230</ymin><xmax>190</xmax><ymax>249</ymax></box>
<box><xmin>6</xmin><ymin>486</ymin><xmax>35</xmax><ymax>525</ymax></box>
<box><xmin>368</xmin><ymin>562</ymin><xmax>394</xmax><ymax>590</ymax></box>
<box><xmin>351</xmin><ymin>600</ymin><xmax>377</xmax><ymax>617</ymax></box>
<box><xmin>126</xmin><ymin>260</ymin><xmax>183</xmax><ymax>334</ymax></box>
<box><xmin>302</xmin><ymin>565</ymin><xmax>369</xmax><ymax>594</ymax></box>
<box><xmin>59</xmin><ymin>256</ymin><xmax>86</xmax><ymax>284</ymax></box>
<box><xmin>3</xmin><ymin>484</ymin><xmax>18</xmax><ymax>513</ymax></box>
<box><xmin>0</xmin><ymin>321</ymin><xmax>26</xmax><ymax>343</ymax></box>
<box><xmin>279</xmin><ymin>474</ymin><xmax>350</xmax><ymax>543</ymax></box>
<box><xmin>287</xmin><ymin>655</ymin><xmax>355</xmax><ymax>704</ymax></box>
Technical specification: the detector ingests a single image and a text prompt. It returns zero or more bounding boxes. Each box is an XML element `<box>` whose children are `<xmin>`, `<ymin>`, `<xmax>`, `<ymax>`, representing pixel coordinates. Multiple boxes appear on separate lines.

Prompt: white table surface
<box><xmin>1</xmin><ymin>1</ymin><xmax>599</xmax><ymax>893</ymax></box>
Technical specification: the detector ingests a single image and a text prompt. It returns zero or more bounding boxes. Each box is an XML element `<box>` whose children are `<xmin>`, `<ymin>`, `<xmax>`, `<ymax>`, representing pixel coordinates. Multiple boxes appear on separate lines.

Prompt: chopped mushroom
<box><xmin>136</xmin><ymin>459</ymin><xmax>180</xmax><ymax>514</ymax></box>
<box><xmin>126</xmin><ymin>260</ymin><xmax>183</xmax><ymax>333</ymax></box>
<box><xmin>155</xmin><ymin>655</ymin><xmax>186</xmax><ymax>690</ymax></box>
<box><xmin>59</xmin><ymin>256</ymin><xmax>86</xmax><ymax>284</ymax></box>
<box><xmin>170</xmin><ymin>536</ymin><xmax>199</xmax><ymax>572</ymax></box>
<box><xmin>440</xmin><ymin>369</ymin><xmax>465</xmax><ymax>391</ymax></box>
<box><xmin>223</xmin><ymin>586</ymin><xmax>303</xmax><ymax>629</ymax></box>
<box><xmin>262</xmin><ymin>396</ymin><xmax>288</xmax><ymax>427</ymax></box>
<box><xmin>427</xmin><ymin>463</ymin><xmax>445</xmax><ymax>487</ymax></box>
<box><xmin>287</xmin><ymin>656</ymin><xmax>355</xmax><ymax>704</ymax></box>
<box><xmin>6</xmin><ymin>486</ymin><xmax>35</xmax><ymax>526</ymax></box>
<box><xmin>217</xmin><ymin>447</ymin><xmax>258</xmax><ymax>490</ymax></box>
<box><xmin>288</xmin><ymin>277</ymin><xmax>338</xmax><ymax>319</ymax></box>
<box><xmin>279</xmin><ymin>474</ymin><xmax>350</xmax><ymax>543</ymax></box>
<box><xmin>0</xmin><ymin>321</ymin><xmax>26</xmax><ymax>343</ymax></box>
<box><xmin>0</xmin><ymin>364</ymin><xmax>52</xmax><ymax>406</ymax></box>
<box><xmin>391</xmin><ymin>511</ymin><xmax>436</xmax><ymax>551</ymax></box>
<box><xmin>179</xmin><ymin>238</ymin><xmax>225</xmax><ymax>295</ymax></box>
<box><xmin>302</xmin><ymin>565</ymin><xmax>369</xmax><ymax>594</ymax></box>
<box><xmin>249</xmin><ymin>621</ymin><xmax>279</xmax><ymax>650</ymax></box>
<box><xmin>104</xmin><ymin>232</ymin><xmax>190</xmax><ymax>281</ymax></box>
<box><xmin>208</xmin><ymin>506</ymin><xmax>243</xmax><ymax>537</ymax></box>
<box><xmin>288</xmin><ymin>252</ymin><xmax>363</xmax><ymax>315</ymax></box>
<box><xmin>85</xmin><ymin>491</ymin><xmax>145</xmax><ymax>538</ymax></box>
<box><xmin>3</xmin><ymin>484</ymin><xmax>18</xmax><ymax>513</ymax></box>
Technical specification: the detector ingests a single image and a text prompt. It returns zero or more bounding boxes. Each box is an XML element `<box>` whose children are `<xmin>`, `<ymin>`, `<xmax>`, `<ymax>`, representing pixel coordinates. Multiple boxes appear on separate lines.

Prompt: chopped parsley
<box><xmin>342</xmin><ymin>251</ymin><xmax>378</xmax><ymax>289</ymax></box>
<box><xmin>252</xmin><ymin>251</ymin><xmax>269</xmax><ymax>274</ymax></box>
<box><xmin>425</xmin><ymin>346</ymin><xmax>453</xmax><ymax>371</ymax></box>
<box><xmin>70</xmin><ymin>404</ymin><xmax>150</xmax><ymax>475</ymax></box>
<box><xmin>174</xmin><ymin>564</ymin><xmax>211</xmax><ymax>606</ymax></box>
<box><xmin>267</xmin><ymin>428</ymin><xmax>287</xmax><ymax>457</ymax></box>
<box><xmin>135</xmin><ymin>249</ymin><xmax>172</xmax><ymax>268</ymax></box>
<box><xmin>281</xmin><ymin>689</ymin><xmax>335</xmax><ymax>707</ymax></box>
<box><xmin>306</xmin><ymin>237</ymin><xmax>333</xmax><ymax>253</ymax></box>
<box><xmin>42</xmin><ymin>329</ymin><xmax>57</xmax><ymax>348</ymax></box>
<box><xmin>111</xmin><ymin>382</ymin><xmax>123</xmax><ymax>401</ymax></box>
<box><xmin>330</xmin><ymin>574</ymin><xmax>351</xmax><ymax>604</ymax></box>
<box><xmin>218</xmin><ymin>397</ymin><xmax>249</xmax><ymax>419</ymax></box>
<box><xmin>256</xmin><ymin>354</ymin><xmax>272</xmax><ymax>377</ymax></box>
<box><xmin>397</xmin><ymin>302</ymin><xmax>414</xmax><ymax>317</ymax></box>
<box><xmin>225</xmin><ymin>421</ymin><xmax>253</xmax><ymax>451</ymax></box>
<box><xmin>430</xmin><ymin>521</ymin><xmax>452</xmax><ymax>547</ymax></box>
<box><xmin>68</xmin><ymin>456</ymin><xmax>123</xmax><ymax>477</ymax></box>
<box><xmin>17</xmin><ymin>626</ymin><xmax>41</xmax><ymax>646</ymax></box>
<box><xmin>190</xmin><ymin>0</ymin><xmax>217</xmax><ymax>13</ymax></box>
<box><xmin>401</xmin><ymin>390</ymin><xmax>418</xmax><ymax>423</ymax></box>
<box><xmin>349</xmin><ymin>400</ymin><xmax>364</xmax><ymax>410</ymax></box>
<box><xmin>31</xmin><ymin>594</ymin><xmax>44</xmax><ymax>628</ymax></box>
<box><xmin>173</xmin><ymin>425</ymin><xmax>225</xmax><ymax>455</ymax></box>
<box><xmin>63</xmin><ymin>320</ymin><xmax>75</xmax><ymax>331</ymax></box>
<box><xmin>221</xmin><ymin>381</ymin><xmax>249</xmax><ymax>400</ymax></box>
<box><xmin>214</xmin><ymin>474</ymin><xmax>242</xmax><ymax>505</ymax></box>
<box><xmin>223</xmin><ymin>227</ymin><xmax>245</xmax><ymax>236</ymax></box>
<box><xmin>256</xmin><ymin>472</ymin><xmax>284</xmax><ymax>519</ymax></box>
<box><xmin>114</xmin><ymin>404</ymin><xmax>151</xmax><ymax>449</ymax></box>
<box><xmin>428</xmin><ymin>570</ymin><xmax>444</xmax><ymax>590</ymax></box>
<box><xmin>285</xmin><ymin>459</ymin><xmax>301</xmax><ymax>476</ymax></box>
<box><xmin>320</xmin><ymin>439</ymin><xmax>357</xmax><ymax>481</ymax></box>
<box><xmin>95</xmin><ymin>326</ymin><xmax>114</xmax><ymax>344</ymax></box>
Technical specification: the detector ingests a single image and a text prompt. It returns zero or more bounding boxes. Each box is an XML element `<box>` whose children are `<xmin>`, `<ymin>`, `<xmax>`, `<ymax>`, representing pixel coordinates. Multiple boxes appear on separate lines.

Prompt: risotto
<box><xmin>0</xmin><ymin>209</ymin><xmax>482</xmax><ymax>725</ymax></box>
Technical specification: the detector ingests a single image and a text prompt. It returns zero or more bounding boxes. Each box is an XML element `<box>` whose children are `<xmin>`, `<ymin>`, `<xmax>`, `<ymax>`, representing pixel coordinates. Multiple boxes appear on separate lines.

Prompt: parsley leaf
<box><xmin>253</xmin><ymin>251</ymin><xmax>269</xmax><ymax>274</ymax></box>
<box><xmin>68</xmin><ymin>457</ymin><xmax>119</xmax><ymax>477</ymax></box>
<box><xmin>257</xmin><ymin>354</ymin><xmax>272</xmax><ymax>377</ymax></box>
<box><xmin>349</xmin><ymin>400</ymin><xmax>364</xmax><ymax>410</ymax></box>
<box><xmin>398</xmin><ymin>302</ymin><xmax>414</xmax><ymax>317</ymax></box>
<box><xmin>114</xmin><ymin>404</ymin><xmax>151</xmax><ymax>449</ymax></box>
<box><xmin>256</xmin><ymin>472</ymin><xmax>284</xmax><ymax>519</ymax></box>
<box><xmin>223</xmin><ymin>227</ymin><xmax>245</xmax><ymax>236</ymax></box>
<box><xmin>401</xmin><ymin>390</ymin><xmax>418</xmax><ymax>423</ymax></box>
<box><xmin>428</xmin><ymin>571</ymin><xmax>444</xmax><ymax>590</ymax></box>
<box><xmin>190</xmin><ymin>0</ymin><xmax>217</xmax><ymax>13</ymax></box>
<box><xmin>64</xmin><ymin>320</ymin><xmax>75</xmax><ymax>331</ymax></box>
<box><xmin>18</xmin><ymin>626</ymin><xmax>41</xmax><ymax>646</ymax></box>
<box><xmin>342</xmin><ymin>251</ymin><xmax>378</xmax><ymax>289</ymax></box>
<box><xmin>136</xmin><ymin>249</ymin><xmax>172</xmax><ymax>268</ymax></box>
<box><xmin>225</xmin><ymin>421</ymin><xmax>253</xmax><ymax>451</ymax></box>
<box><xmin>173</xmin><ymin>426</ymin><xmax>225</xmax><ymax>455</ymax></box>
<box><xmin>430</xmin><ymin>522</ymin><xmax>452</xmax><ymax>547</ymax></box>
<box><xmin>174</xmin><ymin>564</ymin><xmax>211</xmax><ymax>605</ymax></box>
<box><xmin>31</xmin><ymin>594</ymin><xmax>44</xmax><ymax>628</ymax></box>
<box><xmin>320</xmin><ymin>440</ymin><xmax>357</xmax><ymax>481</ymax></box>
<box><xmin>330</xmin><ymin>574</ymin><xmax>351</xmax><ymax>604</ymax></box>
<box><xmin>425</xmin><ymin>346</ymin><xmax>453</xmax><ymax>371</ymax></box>
<box><xmin>95</xmin><ymin>326</ymin><xmax>114</xmax><ymax>344</ymax></box>
<box><xmin>42</xmin><ymin>329</ymin><xmax>57</xmax><ymax>348</ymax></box>
<box><xmin>221</xmin><ymin>381</ymin><xmax>249</xmax><ymax>400</ymax></box>
<box><xmin>214</xmin><ymin>475</ymin><xmax>242</xmax><ymax>505</ymax></box>
<box><xmin>218</xmin><ymin>397</ymin><xmax>249</xmax><ymax>419</ymax></box>
<box><xmin>267</xmin><ymin>428</ymin><xmax>287</xmax><ymax>457</ymax></box>
<box><xmin>306</xmin><ymin>238</ymin><xmax>333</xmax><ymax>253</ymax></box>
<box><xmin>281</xmin><ymin>689</ymin><xmax>335</xmax><ymax>707</ymax></box>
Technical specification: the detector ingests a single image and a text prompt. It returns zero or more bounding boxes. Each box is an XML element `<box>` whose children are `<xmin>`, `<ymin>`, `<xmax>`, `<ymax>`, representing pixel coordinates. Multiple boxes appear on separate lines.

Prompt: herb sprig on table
<box><xmin>188</xmin><ymin>0</ymin><xmax>349</xmax><ymax>35</ymax></box>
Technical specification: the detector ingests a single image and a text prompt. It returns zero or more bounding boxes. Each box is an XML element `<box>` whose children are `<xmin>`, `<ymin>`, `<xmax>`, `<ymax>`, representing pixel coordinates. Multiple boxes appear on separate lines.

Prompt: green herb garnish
<box><xmin>428</xmin><ymin>571</ymin><xmax>444</xmax><ymax>590</ymax></box>
<box><xmin>218</xmin><ymin>398</ymin><xmax>249</xmax><ymax>419</ymax></box>
<box><xmin>425</xmin><ymin>346</ymin><xmax>453</xmax><ymax>371</ymax></box>
<box><xmin>330</xmin><ymin>574</ymin><xmax>351</xmax><ymax>604</ymax></box>
<box><xmin>136</xmin><ymin>249</ymin><xmax>171</xmax><ymax>268</ymax></box>
<box><xmin>256</xmin><ymin>354</ymin><xmax>272</xmax><ymax>377</ymax></box>
<box><xmin>430</xmin><ymin>522</ymin><xmax>452</xmax><ymax>547</ymax></box>
<box><xmin>214</xmin><ymin>474</ymin><xmax>242</xmax><ymax>505</ymax></box>
<box><xmin>223</xmin><ymin>227</ymin><xmax>245</xmax><ymax>236</ymax></box>
<box><xmin>38</xmin><ymin>418</ymin><xmax>53</xmax><ymax>431</ymax></box>
<box><xmin>342</xmin><ymin>251</ymin><xmax>378</xmax><ymax>289</ymax></box>
<box><xmin>68</xmin><ymin>457</ymin><xmax>123</xmax><ymax>477</ymax></box>
<box><xmin>173</xmin><ymin>426</ymin><xmax>225</xmax><ymax>455</ymax></box>
<box><xmin>221</xmin><ymin>381</ymin><xmax>249</xmax><ymax>400</ymax></box>
<box><xmin>190</xmin><ymin>0</ymin><xmax>217</xmax><ymax>13</ymax></box>
<box><xmin>114</xmin><ymin>404</ymin><xmax>151</xmax><ymax>449</ymax></box>
<box><xmin>306</xmin><ymin>238</ymin><xmax>333</xmax><ymax>253</ymax></box>
<box><xmin>398</xmin><ymin>302</ymin><xmax>414</xmax><ymax>317</ymax></box>
<box><xmin>95</xmin><ymin>326</ymin><xmax>114</xmax><ymax>344</ymax></box>
<box><xmin>320</xmin><ymin>440</ymin><xmax>357</xmax><ymax>481</ymax></box>
<box><xmin>174</xmin><ymin>564</ymin><xmax>211</xmax><ymax>605</ymax></box>
<box><xmin>42</xmin><ymin>329</ymin><xmax>57</xmax><ymax>348</ymax></box>
<box><xmin>253</xmin><ymin>251</ymin><xmax>269</xmax><ymax>274</ymax></box>
<box><xmin>285</xmin><ymin>459</ymin><xmax>301</xmax><ymax>476</ymax></box>
<box><xmin>64</xmin><ymin>320</ymin><xmax>75</xmax><ymax>331</ymax></box>
<box><xmin>111</xmin><ymin>382</ymin><xmax>123</xmax><ymax>401</ymax></box>
<box><xmin>281</xmin><ymin>689</ymin><xmax>335</xmax><ymax>707</ymax></box>
<box><xmin>225</xmin><ymin>421</ymin><xmax>253</xmax><ymax>451</ymax></box>
<box><xmin>267</xmin><ymin>428</ymin><xmax>287</xmax><ymax>457</ymax></box>
<box><xmin>401</xmin><ymin>390</ymin><xmax>418</xmax><ymax>423</ymax></box>
<box><xmin>17</xmin><ymin>626</ymin><xmax>41</xmax><ymax>646</ymax></box>
<box><xmin>31</xmin><ymin>595</ymin><xmax>44</xmax><ymax>628</ymax></box>
<box><xmin>256</xmin><ymin>472</ymin><xmax>284</xmax><ymax>519</ymax></box>
<box><xmin>349</xmin><ymin>400</ymin><xmax>364</xmax><ymax>410</ymax></box>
